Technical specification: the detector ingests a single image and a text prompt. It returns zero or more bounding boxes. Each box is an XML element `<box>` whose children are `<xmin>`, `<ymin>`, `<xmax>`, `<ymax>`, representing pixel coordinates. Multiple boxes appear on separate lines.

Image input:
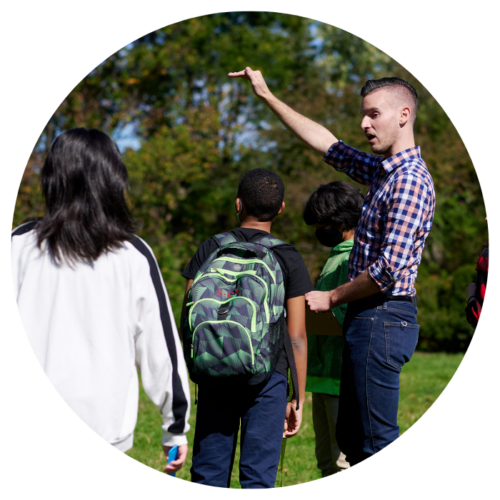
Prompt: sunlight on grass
<box><xmin>126</xmin><ymin>351</ymin><xmax>464</xmax><ymax>486</ymax></box>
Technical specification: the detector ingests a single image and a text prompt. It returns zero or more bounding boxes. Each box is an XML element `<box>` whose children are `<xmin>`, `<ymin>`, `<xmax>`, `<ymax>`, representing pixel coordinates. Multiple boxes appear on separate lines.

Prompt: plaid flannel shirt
<box><xmin>323</xmin><ymin>141</ymin><xmax>435</xmax><ymax>296</ymax></box>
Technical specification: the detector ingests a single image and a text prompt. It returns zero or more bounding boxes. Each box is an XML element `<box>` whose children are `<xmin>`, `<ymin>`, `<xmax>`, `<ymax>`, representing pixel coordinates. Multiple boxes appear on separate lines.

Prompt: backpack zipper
<box><xmin>210</xmin><ymin>257</ymin><xmax>276</xmax><ymax>284</ymax></box>
<box><xmin>213</xmin><ymin>267</ymin><xmax>270</xmax><ymax>323</ymax></box>
<box><xmin>190</xmin><ymin>270</ymin><xmax>270</xmax><ymax>323</ymax></box>
<box><xmin>211</xmin><ymin>256</ymin><xmax>278</xmax><ymax>317</ymax></box>
<box><xmin>191</xmin><ymin>271</ymin><xmax>222</xmax><ymax>287</ymax></box>
<box><xmin>187</xmin><ymin>296</ymin><xmax>258</xmax><ymax>332</ymax></box>
<box><xmin>191</xmin><ymin>268</ymin><xmax>257</xmax><ymax>287</ymax></box>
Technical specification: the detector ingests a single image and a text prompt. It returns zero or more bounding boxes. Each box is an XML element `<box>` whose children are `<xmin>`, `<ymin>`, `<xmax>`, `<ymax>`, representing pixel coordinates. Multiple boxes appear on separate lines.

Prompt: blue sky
<box><xmin>113</xmin><ymin>122</ymin><xmax>141</xmax><ymax>152</ymax></box>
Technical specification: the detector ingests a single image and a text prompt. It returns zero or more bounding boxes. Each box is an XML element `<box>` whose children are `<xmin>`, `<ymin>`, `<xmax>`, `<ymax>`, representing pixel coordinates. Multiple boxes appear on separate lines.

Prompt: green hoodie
<box><xmin>305</xmin><ymin>239</ymin><xmax>353</xmax><ymax>396</ymax></box>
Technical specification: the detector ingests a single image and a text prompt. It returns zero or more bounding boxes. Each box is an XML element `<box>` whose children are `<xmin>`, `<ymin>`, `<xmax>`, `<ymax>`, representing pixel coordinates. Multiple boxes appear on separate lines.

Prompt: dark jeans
<box><xmin>336</xmin><ymin>294</ymin><xmax>419</xmax><ymax>466</ymax></box>
<box><xmin>191</xmin><ymin>371</ymin><xmax>288</xmax><ymax>488</ymax></box>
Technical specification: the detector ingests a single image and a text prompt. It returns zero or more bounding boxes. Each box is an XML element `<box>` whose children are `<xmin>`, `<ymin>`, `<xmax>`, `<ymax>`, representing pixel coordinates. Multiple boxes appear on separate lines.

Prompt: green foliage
<box><xmin>13</xmin><ymin>12</ymin><xmax>486</xmax><ymax>350</ymax></box>
<box><xmin>416</xmin><ymin>263</ymin><xmax>477</xmax><ymax>352</ymax></box>
<box><xmin>14</xmin><ymin>157</ymin><xmax>44</xmax><ymax>224</ymax></box>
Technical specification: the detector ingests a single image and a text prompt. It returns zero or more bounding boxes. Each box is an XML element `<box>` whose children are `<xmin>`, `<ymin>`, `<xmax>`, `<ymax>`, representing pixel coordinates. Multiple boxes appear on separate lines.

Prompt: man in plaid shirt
<box><xmin>230</xmin><ymin>68</ymin><xmax>435</xmax><ymax>465</ymax></box>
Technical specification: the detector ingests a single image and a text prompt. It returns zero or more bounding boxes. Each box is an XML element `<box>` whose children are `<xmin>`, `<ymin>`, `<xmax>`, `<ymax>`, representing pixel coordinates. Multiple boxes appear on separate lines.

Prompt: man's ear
<box><xmin>277</xmin><ymin>201</ymin><xmax>285</xmax><ymax>215</ymax></box>
<box><xmin>399</xmin><ymin>106</ymin><xmax>411</xmax><ymax>126</ymax></box>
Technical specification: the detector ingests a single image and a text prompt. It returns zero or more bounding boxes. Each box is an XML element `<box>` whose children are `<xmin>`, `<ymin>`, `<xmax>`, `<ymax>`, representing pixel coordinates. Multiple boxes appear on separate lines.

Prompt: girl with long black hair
<box><xmin>12</xmin><ymin>128</ymin><xmax>190</xmax><ymax>473</ymax></box>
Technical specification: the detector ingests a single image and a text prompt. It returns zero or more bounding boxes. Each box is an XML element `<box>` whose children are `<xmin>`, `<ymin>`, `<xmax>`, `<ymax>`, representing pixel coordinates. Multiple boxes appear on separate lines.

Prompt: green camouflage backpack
<box><xmin>183</xmin><ymin>232</ymin><xmax>298</xmax><ymax>394</ymax></box>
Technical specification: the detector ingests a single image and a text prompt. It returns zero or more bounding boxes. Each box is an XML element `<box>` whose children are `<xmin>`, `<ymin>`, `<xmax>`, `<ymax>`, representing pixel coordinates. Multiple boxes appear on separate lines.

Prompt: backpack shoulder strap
<box><xmin>211</xmin><ymin>232</ymin><xmax>238</xmax><ymax>248</ymax></box>
<box><xmin>254</xmin><ymin>234</ymin><xmax>298</xmax><ymax>409</ymax></box>
<box><xmin>212</xmin><ymin>232</ymin><xmax>287</xmax><ymax>250</ymax></box>
<box><xmin>252</xmin><ymin>234</ymin><xmax>288</xmax><ymax>250</ymax></box>
<box><xmin>283</xmin><ymin>317</ymin><xmax>300</xmax><ymax>411</ymax></box>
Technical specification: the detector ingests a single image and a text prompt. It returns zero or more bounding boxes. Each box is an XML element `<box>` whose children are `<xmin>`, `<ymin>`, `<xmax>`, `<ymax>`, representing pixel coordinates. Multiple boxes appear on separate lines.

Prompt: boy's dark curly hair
<box><xmin>303</xmin><ymin>181</ymin><xmax>364</xmax><ymax>230</ymax></box>
<box><xmin>237</xmin><ymin>168</ymin><xmax>285</xmax><ymax>222</ymax></box>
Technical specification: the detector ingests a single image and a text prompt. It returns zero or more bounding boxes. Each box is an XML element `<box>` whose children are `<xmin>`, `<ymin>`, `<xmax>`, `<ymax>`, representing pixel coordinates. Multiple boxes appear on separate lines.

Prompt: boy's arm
<box><xmin>284</xmin><ymin>295</ymin><xmax>307</xmax><ymax>438</ymax></box>
<box><xmin>179</xmin><ymin>279</ymin><xmax>193</xmax><ymax>340</ymax></box>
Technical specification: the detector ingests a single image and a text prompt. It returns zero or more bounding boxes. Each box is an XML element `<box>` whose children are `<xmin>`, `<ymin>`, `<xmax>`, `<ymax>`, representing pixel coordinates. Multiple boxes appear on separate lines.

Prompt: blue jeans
<box><xmin>191</xmin><ymin>371</ymin><xmax>288</xmax><ymax>488</ymax></box>
<box><xmin>336</xmin><ymin>294</ymin><xmax>419</xmax><ymax>465</ymax></box>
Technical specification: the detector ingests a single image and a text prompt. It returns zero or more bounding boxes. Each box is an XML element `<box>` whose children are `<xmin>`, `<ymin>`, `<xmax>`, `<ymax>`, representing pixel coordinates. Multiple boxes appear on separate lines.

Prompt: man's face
<box><xmin>360</xmin><ymin>89</ymin><xmax>401</xmax><ymax>156</ymax></box>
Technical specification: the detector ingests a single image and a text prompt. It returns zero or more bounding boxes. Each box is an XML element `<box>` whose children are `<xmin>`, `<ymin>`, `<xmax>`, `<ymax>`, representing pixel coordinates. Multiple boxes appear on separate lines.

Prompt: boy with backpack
<box><xmin>181</xmin><ymin>168</ymin><xmax>313</xmax><ymax>488</ymax></box>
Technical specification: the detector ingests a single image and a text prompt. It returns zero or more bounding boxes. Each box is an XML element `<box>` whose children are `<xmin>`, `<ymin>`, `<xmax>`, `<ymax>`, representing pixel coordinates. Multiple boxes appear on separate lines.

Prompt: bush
<box><xmin>416</xmin><ymin>263</ymin><xmax>477</xmax><ymax>351</ymax></box>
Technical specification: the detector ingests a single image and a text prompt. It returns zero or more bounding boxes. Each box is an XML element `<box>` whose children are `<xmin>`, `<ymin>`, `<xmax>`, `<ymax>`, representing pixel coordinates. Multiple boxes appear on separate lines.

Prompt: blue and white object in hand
<box><xmin>167</xmin><ymin>446</ymin><xmax>178</xmax><ymax>477</ymax></box>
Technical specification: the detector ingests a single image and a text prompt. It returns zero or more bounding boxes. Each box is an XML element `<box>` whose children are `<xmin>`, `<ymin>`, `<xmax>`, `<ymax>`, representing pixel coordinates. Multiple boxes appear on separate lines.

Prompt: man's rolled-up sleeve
<box><xmin>368</xmin><ymin>256</ymin><xmax>399</xmax><ymax>292</ymax></box>
<box><xmin>367</xmin><ymin>173</ymin><xmax>430</xmax><ymax>292</ymax></box>
<box><xmin>323</xmin><ymin>141</ymin><xmax>383</xmax><ymax>186</ymax></box>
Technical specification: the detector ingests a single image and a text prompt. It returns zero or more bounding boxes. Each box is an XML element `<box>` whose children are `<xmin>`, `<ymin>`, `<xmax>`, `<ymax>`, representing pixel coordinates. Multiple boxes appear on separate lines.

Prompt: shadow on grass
<box><xmin>126</xmin><ymin>351</ymin><xmax>464</xmax><ymax>486</ymax></box>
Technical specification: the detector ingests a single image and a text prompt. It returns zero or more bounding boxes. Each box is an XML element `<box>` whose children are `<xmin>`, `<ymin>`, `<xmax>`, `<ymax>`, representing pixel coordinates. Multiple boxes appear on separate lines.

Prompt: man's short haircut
<box><xmin>237</xmin><ymin>168</ymin><xmax>285</xmax><ymax>222</ymax></box>
<box><xmin>361</xmin><ymin>77</ymin><xmax>418</xmax><ymax>124</ymax></box>
<box><xmin>303</xmin><ymin>181</ymin><xmax>364</xmax><ymax>230</ymax></box>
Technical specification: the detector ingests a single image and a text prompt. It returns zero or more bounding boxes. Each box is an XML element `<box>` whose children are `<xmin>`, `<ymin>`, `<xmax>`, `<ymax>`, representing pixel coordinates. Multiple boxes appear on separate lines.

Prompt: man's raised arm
<box><xmin>228</xmin><ymin>67</ymin><xmax>338</xmax><ymax>155</ymax></box>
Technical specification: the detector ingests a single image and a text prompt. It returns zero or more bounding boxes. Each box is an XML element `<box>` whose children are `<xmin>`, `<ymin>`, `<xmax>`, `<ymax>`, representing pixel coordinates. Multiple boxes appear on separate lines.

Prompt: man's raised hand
<box><xmin>229</xmin><ymin>66</ymin><xmax>337</xmax><ymax>155</ymax></box>
<box><xmin>228</xmin><ymin>67</ymin><xmax>271</xmax><ymax>100</ymax></box>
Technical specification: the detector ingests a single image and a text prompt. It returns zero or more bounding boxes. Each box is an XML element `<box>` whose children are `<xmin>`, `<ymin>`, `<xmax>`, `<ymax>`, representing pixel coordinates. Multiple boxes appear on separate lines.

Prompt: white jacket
<box><xmin>11</xmin><ymin>221</ymin><xmax>190</xmax><ymax>451</ymax></box>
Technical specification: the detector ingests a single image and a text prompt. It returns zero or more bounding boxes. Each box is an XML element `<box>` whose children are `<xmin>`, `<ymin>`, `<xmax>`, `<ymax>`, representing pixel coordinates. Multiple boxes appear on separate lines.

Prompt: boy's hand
<box><xmin>228</xmin><ymin>67</ymin><xmax>271</xmax><ymax>100</ymax></box>
<box><xmin>283</xmin><ymin>400</ymin><xmax>303</xmax><ymax>438</ymax></box>
<box><xmin>162</xmin><ymin>444</ymin><xmax>188</xmax><ymax>474</ymax></box>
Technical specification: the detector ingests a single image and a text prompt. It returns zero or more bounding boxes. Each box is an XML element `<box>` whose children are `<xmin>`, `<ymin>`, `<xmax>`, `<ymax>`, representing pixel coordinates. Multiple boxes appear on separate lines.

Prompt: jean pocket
<box><xmin>384</xmin><ymin>321</ymin><xmax>419</xmax><ymax>370</ymax></box>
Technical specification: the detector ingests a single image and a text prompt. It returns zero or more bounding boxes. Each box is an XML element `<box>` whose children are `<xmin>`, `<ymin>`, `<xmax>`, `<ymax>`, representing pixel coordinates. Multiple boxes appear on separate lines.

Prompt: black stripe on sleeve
<box><xmin>11</xmin><ymin>220</ymin><xmax>38</xmax><ymax>237</ymax></box>
<box><xmin>131</xmin><ymin>236</ymin><xmax>188</xmax><ymax>434</ymax></box>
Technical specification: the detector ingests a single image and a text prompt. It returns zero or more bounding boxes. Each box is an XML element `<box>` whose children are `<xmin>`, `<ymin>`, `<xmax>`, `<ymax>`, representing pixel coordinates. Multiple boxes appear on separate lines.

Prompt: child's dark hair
<box><xmin>237</xmin><ymin>168</ymin><xmax>285</xmax><ymax>222</ymax></box>
<box><xmin>303</xmin><ymin>181</ymin><xmax>364</xmax><ymax>230</ymax></box>
<box><xmin>36</xmin><ymin>128</ymin><xmax>139</xmax><ymax>263</ymax></box>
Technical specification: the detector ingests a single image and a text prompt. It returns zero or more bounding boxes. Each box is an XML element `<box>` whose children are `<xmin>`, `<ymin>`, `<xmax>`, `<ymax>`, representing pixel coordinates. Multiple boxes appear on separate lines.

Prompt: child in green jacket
<box><xmin>303</xmin><ymin>181</ymin><xmax>364</xmax><ymax>477</ymax></box>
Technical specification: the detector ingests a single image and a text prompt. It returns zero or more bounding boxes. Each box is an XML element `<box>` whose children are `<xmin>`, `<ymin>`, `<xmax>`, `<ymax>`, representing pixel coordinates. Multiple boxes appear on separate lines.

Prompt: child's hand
<box><xmin>163</xmin><ymin>444</ymin><xmax>188</xmax><ymax>474</ymax></box>
<box><xmin>283</xmin><ymin>400</ymin><xmax>303</xmax><ymax>438</ymax></box>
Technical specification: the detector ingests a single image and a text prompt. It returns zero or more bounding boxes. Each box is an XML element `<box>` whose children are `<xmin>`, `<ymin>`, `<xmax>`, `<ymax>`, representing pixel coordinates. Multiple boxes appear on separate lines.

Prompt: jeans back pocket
<box><xmin>383</xmin><ymin>321</ymin><xmax>419</xmax><ymax>370</ymax></box>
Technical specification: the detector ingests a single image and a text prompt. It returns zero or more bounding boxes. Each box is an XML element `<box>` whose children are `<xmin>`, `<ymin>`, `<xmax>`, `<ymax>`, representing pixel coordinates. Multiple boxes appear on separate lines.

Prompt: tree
<box><xmin>13</xmin><ymin>13</ymin><xmax>485</xmax><ymax>349</ymax></box>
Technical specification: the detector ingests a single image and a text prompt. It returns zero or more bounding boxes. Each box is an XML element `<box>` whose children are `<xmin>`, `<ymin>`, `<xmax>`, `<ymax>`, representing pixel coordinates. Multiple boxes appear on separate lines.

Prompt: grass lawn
<box><xmin>126</xmin><ymin>351</ymin><xmax>464</xmax><ymax>487</ymax></box>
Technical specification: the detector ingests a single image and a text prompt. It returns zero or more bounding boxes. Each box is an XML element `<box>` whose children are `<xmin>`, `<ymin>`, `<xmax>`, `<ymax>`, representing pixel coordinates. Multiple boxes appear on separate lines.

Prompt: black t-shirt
<box><xmin>182</xmin><ymin>227</ymin><xmax>314</xmax><ymax>377</ymax></box>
